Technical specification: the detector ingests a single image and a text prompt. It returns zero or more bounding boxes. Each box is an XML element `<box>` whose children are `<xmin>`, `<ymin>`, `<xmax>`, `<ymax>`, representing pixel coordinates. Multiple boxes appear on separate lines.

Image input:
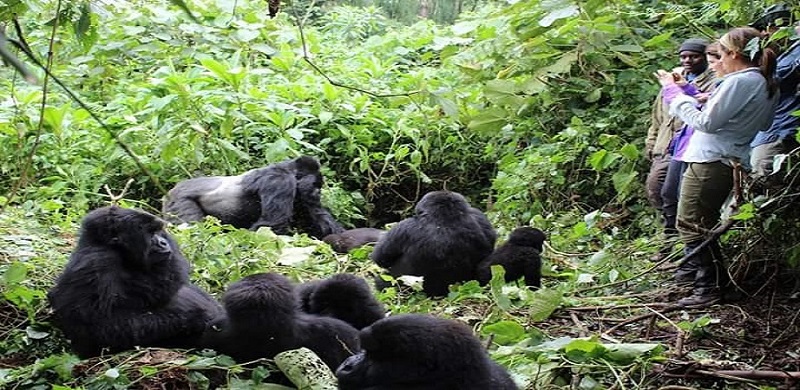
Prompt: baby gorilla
<box><xmin>477</xmin><ymin>227</ymin><xmax>545</xmax><ymax>288</ymax></box>
<box><xmin>48</xmin><ymin>206</ymin><xmax>222</xmax><ymax>358</ymax></box>
<box><xmin>370</xmin><ymin>191</ymin><xmax>496</xmax><ymax>296</ymax></box>
<box><xmin>297</xmin><ymin>273</ymin><xmax>386</xmax><ymax>329</ymax></box>
<box><xmin>202</xmin><ymin>273</ymin><xmax>359</xmax><ymax>369</ymax></box>
<box><xmin>336</xmin><ymin>314</ymin><xmax>517</xmax><ymax>389</ymax></box>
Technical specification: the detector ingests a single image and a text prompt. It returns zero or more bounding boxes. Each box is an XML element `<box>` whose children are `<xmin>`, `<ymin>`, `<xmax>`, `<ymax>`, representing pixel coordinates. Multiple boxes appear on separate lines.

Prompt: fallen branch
<box><xmin>566</xmin><ymin>303</ymin><xmax>675</xmax><ymax>311</ymax></box>
<box><xmin>701</xmin><ymin>369</ymin><xmax>800</xmax><ymax>381</ymax></box>
<box><xmin>602</xmin><ymin>305</ymin><xmax>681</xmax><ymax>336</ymax></box>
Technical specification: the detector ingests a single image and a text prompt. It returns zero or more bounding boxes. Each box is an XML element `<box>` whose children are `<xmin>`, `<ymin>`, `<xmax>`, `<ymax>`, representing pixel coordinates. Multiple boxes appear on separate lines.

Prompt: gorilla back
<box><xmin>48</xmin><ymin>206</ymin><xmax>222</xmax><ymax>358</ymax></box>
<box><xmin>335</xmin><ymin>314</ymin><xmax>517</xmax><ymax>390</ymax></box>
<box><xmin>370</xmin><ymin>191</ymin><xmax>496</xmax><ymax>296</ymax></box>
<box><xmin>162</xmin><ymin>156</ymin><xmax>344</xmax><ymax>238</ymax></box>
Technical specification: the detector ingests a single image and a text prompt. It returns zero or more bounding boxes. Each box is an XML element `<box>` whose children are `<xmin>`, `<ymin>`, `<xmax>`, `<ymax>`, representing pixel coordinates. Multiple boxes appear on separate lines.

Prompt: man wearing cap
<box><xmin>750</xmin><ymin>4</ymin><xmax>800</xmax><ymax>181</ymax></box>
<box><xmin>644</xmin><ymin>38</ymin><xmax>716</xmax><ymax>259</ymax></box>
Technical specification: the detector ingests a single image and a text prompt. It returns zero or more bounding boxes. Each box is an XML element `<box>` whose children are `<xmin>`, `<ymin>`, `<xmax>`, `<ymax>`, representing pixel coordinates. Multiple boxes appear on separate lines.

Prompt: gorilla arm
<box><xmin>295</xmin><ymin>174</ymin><xmax>344</xmax><ymax>238</ymax></box>
<box><xmin>369</xmin><ymin>222</ymin><xmax>412</xmax><ymax>269</ymax></box>
<box><xmin>243</xmin><ymin>167</ymin><xmax>297</xmax><ymax>233</ymax></box>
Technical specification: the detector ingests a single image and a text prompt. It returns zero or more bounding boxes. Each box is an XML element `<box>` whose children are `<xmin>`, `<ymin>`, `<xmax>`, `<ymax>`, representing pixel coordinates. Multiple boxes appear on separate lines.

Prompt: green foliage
<box><xmin>0</xmin><ymin>0</ymin><xmax>792</xmax><ymax>388</ymax></box>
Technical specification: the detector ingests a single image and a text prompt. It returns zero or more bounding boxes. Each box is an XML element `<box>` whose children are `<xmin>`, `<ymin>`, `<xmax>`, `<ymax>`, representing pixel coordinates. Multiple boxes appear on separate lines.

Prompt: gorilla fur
<box><xmin>297</xmin><ymin>273</ymin><xmax>386</xmax><ymax>329</ymax></box>
<box><xmin>47</xmin><ymin>206</ymin><xmax>222</xmax><ymax>358</ymax></box>
<box><xmin>201</xmin><ymin>272</ymin><xmax>359</xmax><ymax>369</ymax></box>
<box><xmin>162</xmin><ymin>156</ymin><xmax>344</xmax><ymax>238</ymax></box>
<box><xmin>477</xmin><ymin>227</ymin><xmax>545</xmax><ymax>288</ymax></box>
<box><xmin>370</xmin><ymin>191</ymin><xmax>496</xmax><ymax>296</ymax></box>
<box><xmin>323</xmin><ymin>228</ymin><xmax>385</xmax><ymax>253</ymax></box>
<box><xmin>335</xmin><ymin>314</ymin><xmax>517</xmax><ymax>390</ymax></box>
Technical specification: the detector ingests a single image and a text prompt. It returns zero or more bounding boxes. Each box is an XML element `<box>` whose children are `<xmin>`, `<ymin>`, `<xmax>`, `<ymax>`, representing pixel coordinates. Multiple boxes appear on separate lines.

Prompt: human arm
<box><xmin>669</xmin><ymin>73</ymin><xmax>760</xmax><ymax>134</ymax></box>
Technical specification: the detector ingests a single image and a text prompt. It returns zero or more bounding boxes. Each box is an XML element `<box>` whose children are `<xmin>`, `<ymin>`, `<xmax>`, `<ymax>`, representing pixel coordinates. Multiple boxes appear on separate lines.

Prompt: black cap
<box><xmin>678</xmin><ymin>38</ymin><xmax>708</xmax><ymax>54</ymax></box>
<box><xmin>750</xmin><ymin>4</ymin><xmax>793</xmax><ymax>31</ymax></box>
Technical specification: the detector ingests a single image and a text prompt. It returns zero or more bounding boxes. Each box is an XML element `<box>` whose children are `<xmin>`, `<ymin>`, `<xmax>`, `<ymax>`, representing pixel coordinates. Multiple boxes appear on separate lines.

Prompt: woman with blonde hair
<box><xmin>657</xmin><ymin>27</ymin><xmax>778</xmax><ymax>307</ymax></box>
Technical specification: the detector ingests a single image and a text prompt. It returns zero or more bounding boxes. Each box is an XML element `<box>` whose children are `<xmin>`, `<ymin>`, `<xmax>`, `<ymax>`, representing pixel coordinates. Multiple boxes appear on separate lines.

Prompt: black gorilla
<box><xmin>297</xmin><ymin>273</ymin><xmax>386</xmax><ymax>329</ymax></box>
<box><xmin>370</xmin><ymin>191</ymin><xmax>496</xmax><ymax>296</ymax></box>
<box><xmin>335</xmin><ymin>314</ymin><xmax>517</xmax><ymax>390</ymax></box>
<box><xmin>201</xmin><ymin>272</ymin><xmax>359</xmax><ymax>369</ymax></box>
<box><xmin>47</xmin><ymin>206</ymin><xmax>223</xmax><ymax>358</ymax></box>
<box><xmin>162</xmin><ymin>156</ymin><xmax>344</xmax><ymax>238</ymax></box>
<box><xmin>323</xmin><ymin>228</ymin><xmax>385</xmax><ymax>253</ymax></box>
<box><xmin>476</xmin><ymin>227</ymin><xmax>545</xmax><ymax>288</ymax></box>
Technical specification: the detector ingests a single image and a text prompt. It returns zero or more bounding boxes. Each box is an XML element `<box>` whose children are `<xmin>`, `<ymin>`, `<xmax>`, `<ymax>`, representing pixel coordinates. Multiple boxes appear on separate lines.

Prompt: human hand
<box><xmin>654</xmin><ymin>69</ymin><xmax>676</xmax><ymax>87</ymax></box>
<box><xmin>695</xmin><ymin>92</ymin><xmax>710</xmax><ymax>103</ymax></box>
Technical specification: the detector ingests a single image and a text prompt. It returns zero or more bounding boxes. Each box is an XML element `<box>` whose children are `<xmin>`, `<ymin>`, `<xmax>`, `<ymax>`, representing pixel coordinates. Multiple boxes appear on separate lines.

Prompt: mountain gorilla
<box><xmin>201</xmin><ymin>273</ymin><xmax>359</xmax><ymax>369</ymax></box>
<box><xmin>477</xmin><ymin>227</ymin><xmax>545</xmax><ymax>288</ymax></box>
<box><xmin>335</xmin><ymin>314</ymin><xmax>517</xmax><ymax>389</ymax></box>
<box><xmin>162</xmin><ymin>156</ymin><xmax>344</xmax><ymax>238</ymax></box>
<box><xmin>48</xmin><ymin>206</ymin><xmax>223</xmax><ymax>358</ymax></box>
<box><xmin>323</xmin><ymin>228</ymin><xmax>386</xmax><ymax>253</ymax></box>
<box><xmin>370</xmin><ymin>191</ymin><xmax>496</xmax><ymax>296</ymax></box>
<box><xmin>297</xmin><ymin>273</ymin><xmax>386</xmax><ymax>329</ymax></box>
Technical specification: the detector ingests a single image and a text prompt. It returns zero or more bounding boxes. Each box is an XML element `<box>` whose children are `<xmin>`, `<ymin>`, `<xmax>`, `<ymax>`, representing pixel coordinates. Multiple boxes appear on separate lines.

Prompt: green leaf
<box><xmin>527</xmin><ymin>288</ymin><xmax>562</xmax><ymax>322</ymax></box>
<box><xmin>611</xmin><ymin>168</ymin><xmax>637</xmax><ymax>196</ymax></box>
<box><xmin>564</xmin><ymin>337</ymin><xmax>606</xmax><ymax>362</ymax></box>
<box><xmin>609</xmin><ymin>44</ymin><xmax>643</xmax><ymax>52</ymax></box>
<box><xmin>215</xmin><ymin>139</ymin><xmax>251</xmax><ymax>161</ymax></box>
<box><xmin>482</xmin><ymin>321</ymin><xmax>526</xmax><ymax>345</ymax></box>
<box><xmin>467</xmin><ymin>108</ymin><xmax>508</xmax><ymax>134</ymax></box>
<box><xmin>489</xmin><ymin>265</ymin><xmax>513</xmax><ymax>310</ymax></box>
<box><xmin>643</xmin><ymin>32</ymin><xmax>673</xmax><ymax>48</ymax></box>
<box><xmin>605</xmin><ymin>343</ymin><xmax>664</xmax><ymax>364</ymax></box>
<box><xmin>3</xmin><ymin>262</ymin><xmax>27</xmax><ymax>286</ymax></box>
<box><xmin>619</xmin><ymin>143</ymin><xmax>639</xmax><ymax>160</ymax></box>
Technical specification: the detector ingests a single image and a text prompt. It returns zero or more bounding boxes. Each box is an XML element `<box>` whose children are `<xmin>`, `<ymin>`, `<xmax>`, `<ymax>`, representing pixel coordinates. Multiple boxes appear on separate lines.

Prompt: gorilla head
<box><xmin>477</xmin><ymin>226</ymin><xmax>545</xmax><ymax>288</ymax></box>
<box><xmin>202</xmin><ymin>272</ymin><xmax>360</xmax><ymax>370</ymax></box>
<box><xmin>370</xmin><ymin>191</ymin><xmax>496</xmax><ymax>296</ymax></box>
<box><xmin>297</xmin><ymin>273</ymin><xmax>386</xmax><ymax>329</ymax></box>
<box><xmin>335</xmin><ymin>314</ymin><xmax>517</xmax><ymax>389</ymax></box>
<box><xmin>48</xmin><ymin>206</ymin><xmax>222</xmax><ymax>358</ymax></box>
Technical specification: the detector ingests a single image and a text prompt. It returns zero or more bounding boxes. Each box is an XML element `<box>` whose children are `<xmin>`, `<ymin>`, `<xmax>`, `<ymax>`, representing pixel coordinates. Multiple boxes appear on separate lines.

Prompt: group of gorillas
<box><xmin>48</xmin><ymin>155</ymin><xmax>547</xmax><ymax>389</ymax></box>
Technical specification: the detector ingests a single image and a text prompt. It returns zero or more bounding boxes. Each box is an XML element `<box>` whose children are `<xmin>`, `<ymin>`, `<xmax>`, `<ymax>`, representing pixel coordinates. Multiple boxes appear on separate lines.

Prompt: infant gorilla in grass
<box><xmin>201</xmin><ymin>272</ymin><xmax>360</xmax><ymax>369</ymax></box>
<box><xmin>336</xmin><ymin>314</ymin><xmax>517</xmax><ymax>389</ymax></box>
<box><xmin>48</xmin><ymin>206</ymin><xmax>222</xmax><ymax>358</ymax></box>
<box><xmin>477</xmin><ymin>226</ymin><xmax>545</xmax><ymax>288</ymax></box>
<box><xmin>370</xmin><ymin>191</ymin><xmax>496</xmax><ymax>296</ymax></box>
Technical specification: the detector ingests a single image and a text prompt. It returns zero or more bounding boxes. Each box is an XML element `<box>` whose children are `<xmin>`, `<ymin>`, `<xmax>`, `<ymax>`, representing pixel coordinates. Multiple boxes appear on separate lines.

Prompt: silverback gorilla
<box><xmin>201</xmin><ymin>272</ymin><xmax>360</xmax><ymax>369</ymax></box>
<box><xmin>335</xmin><ymin>314</ymin><xmax>517</xmax><ymax>389</ymax></box>
<box><xmin>48</xmin><ymin>206</ymin><xmax>222</xmax><ymax>358</ymax></box>
<box><xmin>162</xmin><ymin>156</ymin><xmax>344</xmax><ymax>238</ymax></box>
<box><xmin>370</xmin><ymin>191</ymin><xmax>496</xmax><ymax>296</ymax></box>
<box><xmin>297</xmin><ymin>273</ymin><xmax>386</xmax><ymax>329</ymax></box>
<box><xmin>477</xmin><ymin>227</ymin><xmax>545</xmax><ymax>288</ymax></box>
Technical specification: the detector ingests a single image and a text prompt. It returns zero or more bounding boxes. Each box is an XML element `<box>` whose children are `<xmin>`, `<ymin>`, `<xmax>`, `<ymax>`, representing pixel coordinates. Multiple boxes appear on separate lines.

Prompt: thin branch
<box><xmin>290</xmin><ymin>2</ymin><xmax>419</xmax><ymax>99</ymax></box>
<box><xmin>5</xmin><ymin>33</ymin><xmax>166</xmax><ymax>196</ymax></box>
<box><xmin>5</xmin><ymin>8</ymin><xmax>62</xmax><ymax>206</ymax></box>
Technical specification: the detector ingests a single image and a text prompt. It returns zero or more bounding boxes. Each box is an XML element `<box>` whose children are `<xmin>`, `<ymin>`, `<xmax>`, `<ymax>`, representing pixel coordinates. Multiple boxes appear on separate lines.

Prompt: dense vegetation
<box><xmin>2</xmin><ymin>0</ymin><xmax>799</xmax><ymax>388</ymax></box>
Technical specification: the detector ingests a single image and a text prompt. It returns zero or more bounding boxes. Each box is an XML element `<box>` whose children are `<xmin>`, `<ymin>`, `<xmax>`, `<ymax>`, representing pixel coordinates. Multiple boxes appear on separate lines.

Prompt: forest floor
<box><xmin>547</xmin><ymin>281</ymin><xmax>800</xmax><ymax>389</ymax></box>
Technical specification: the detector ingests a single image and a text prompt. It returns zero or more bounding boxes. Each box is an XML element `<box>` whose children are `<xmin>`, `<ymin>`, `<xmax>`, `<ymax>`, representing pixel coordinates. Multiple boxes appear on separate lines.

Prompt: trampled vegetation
<box><xmin>2</xmin><ymin>0</ymin><xmax>800</xmax><ymax>389</ymax></box>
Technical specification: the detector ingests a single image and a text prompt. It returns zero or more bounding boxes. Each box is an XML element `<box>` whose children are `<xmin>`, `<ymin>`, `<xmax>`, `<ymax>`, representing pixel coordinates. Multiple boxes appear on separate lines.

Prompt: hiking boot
<box><xmin>674</xmin><ymin>269</ymin><xmax>696</xmax><ymax>285</ymax></box>
<box><xmin>678</xmin><ymin>291</ymin><xmax>720</xmax><ymax>308</ymax></box>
